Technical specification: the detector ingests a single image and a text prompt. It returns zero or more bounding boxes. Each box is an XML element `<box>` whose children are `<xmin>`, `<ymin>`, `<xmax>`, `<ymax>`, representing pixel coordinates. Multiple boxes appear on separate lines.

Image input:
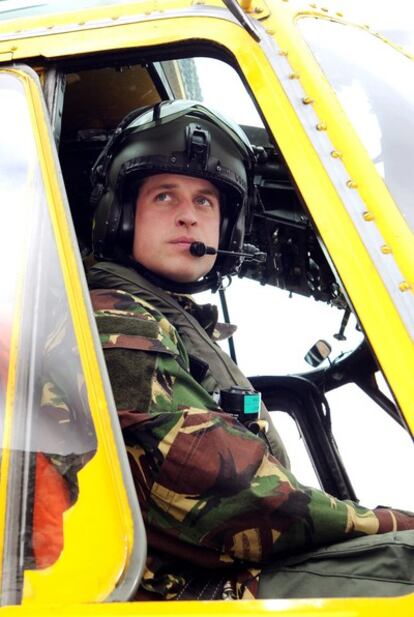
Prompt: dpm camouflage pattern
<box><xmin>90</xmin><ymin>287</ymin><xmax>414</xmax><ymax>600</ymax></box>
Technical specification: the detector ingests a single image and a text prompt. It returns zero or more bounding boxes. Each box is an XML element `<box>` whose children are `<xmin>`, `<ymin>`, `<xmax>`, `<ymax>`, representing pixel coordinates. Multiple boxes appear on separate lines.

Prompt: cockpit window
<box><xmin>299</xmin><ymin>17</ymin><xmax>414</xmax><ymax>232</ymax></box>
<box><xmin>161</xmin><ymin>57</ymin><xmax>264</xmax><ymax>128</ymax></box>
<box><xmin>0</xmin><ymin>67</ymin><xmax>144</xmax><ymax>605</ymax></box>
<box><xmin>0</xmin><ymin>70</ymin><xmax>97</xmax><ymax>603</ymax></box>
<box><xmin>327</xmin><ymin>378</ymin><xmax>414</xmax><ymax>510</ymax></box>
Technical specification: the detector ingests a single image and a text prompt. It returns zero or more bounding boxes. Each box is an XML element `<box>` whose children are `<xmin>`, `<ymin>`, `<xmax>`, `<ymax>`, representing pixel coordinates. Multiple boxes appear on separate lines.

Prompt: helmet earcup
<box><xmin>92</xmin><ymin>188</ymin><xmax>122</xmax><ymax>258</ymax></box>
<box><xmin>118</xmin><ymin>196</ymin><xmax>135</xmax><ymax>255</ymax></box>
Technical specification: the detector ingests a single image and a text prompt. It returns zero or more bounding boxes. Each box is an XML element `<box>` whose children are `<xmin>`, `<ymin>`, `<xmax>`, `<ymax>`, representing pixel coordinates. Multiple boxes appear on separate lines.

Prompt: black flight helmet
<box><xmin>91</xmin><ymin>99</ymin><xmax>255</xmax><ymax>292</ymax></box>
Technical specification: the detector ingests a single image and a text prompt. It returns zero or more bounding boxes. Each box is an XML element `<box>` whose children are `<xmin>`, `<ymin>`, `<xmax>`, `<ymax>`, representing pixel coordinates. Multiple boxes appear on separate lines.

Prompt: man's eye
<box><xmin>196</xmin><ymin>196</ymin><xmax>213</xmax><ymax>207</ymax></box>
<box><xmin>155</xmin><ymin>192</ymin><xmax>170</xmax><ymax>202</ymax></box>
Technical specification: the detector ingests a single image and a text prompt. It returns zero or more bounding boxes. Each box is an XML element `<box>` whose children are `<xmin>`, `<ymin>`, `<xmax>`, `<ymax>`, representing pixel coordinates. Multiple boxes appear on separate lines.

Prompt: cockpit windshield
<box><xmin>299</xmin><ymin>17</ymin><xmax>414</xmax><ymax>232</ymax></box>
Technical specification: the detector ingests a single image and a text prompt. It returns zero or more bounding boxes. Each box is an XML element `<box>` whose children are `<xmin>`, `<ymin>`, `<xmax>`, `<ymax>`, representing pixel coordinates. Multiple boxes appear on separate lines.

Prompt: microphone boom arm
<box><xmin>190</xmin><ymin>242</ymin><xmax>266</xmax><ymax>263</ymax></box>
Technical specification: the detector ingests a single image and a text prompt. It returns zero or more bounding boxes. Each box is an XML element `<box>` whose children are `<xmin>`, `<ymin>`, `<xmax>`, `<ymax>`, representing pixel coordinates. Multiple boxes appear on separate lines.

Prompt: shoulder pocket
<box><xmin>97</xmin><ymin>314</ymin><xmax>178</xmax><ymax>356</ymax></box>
<box><xmin>97</xmin><ymin>314</ymin><xmax>177</xmax><ymax>412</ymax></box>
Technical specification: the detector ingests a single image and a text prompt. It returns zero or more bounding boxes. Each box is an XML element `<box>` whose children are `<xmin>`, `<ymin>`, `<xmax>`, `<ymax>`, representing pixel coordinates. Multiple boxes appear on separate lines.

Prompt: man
<box><xmin>88</xmin><ymin>100</ymin><xmax>414</xmax><ymax>600</ymax></box>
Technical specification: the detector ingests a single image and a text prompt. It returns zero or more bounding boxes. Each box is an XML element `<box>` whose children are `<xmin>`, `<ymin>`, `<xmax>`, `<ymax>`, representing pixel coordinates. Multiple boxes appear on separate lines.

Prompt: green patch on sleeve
<box><xmin>104</xmin><ymin>347</ymin><xmax>156</xmax><ymax>412</ymax></box>
<box><xmin>97</xmin><ymin>314</ymin><xmax>159</xmax><ymax>338</ymax></box>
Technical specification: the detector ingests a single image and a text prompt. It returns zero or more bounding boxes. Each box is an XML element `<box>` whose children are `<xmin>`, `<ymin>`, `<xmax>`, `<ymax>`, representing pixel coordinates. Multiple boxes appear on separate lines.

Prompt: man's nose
<box><xmin>175</xmin><ymin>199</ymin><xmax>197</xmax><ymax>227</ymax></box>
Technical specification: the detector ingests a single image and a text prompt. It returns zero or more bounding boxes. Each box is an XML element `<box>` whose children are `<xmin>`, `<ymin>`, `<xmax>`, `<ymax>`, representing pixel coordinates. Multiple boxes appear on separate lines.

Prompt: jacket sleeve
<box><xmin>92</xmin><ymin>288</ymin><xmax>414</xmax><ymax>565</ymax></box>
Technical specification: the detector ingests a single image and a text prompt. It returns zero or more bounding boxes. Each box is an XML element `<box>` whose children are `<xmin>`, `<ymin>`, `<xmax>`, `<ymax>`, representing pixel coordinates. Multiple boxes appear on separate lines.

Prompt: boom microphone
<box><xmin>190</xmin><ymin>242</ymin><xmax>266</xmax><ymax>263</ymax></box>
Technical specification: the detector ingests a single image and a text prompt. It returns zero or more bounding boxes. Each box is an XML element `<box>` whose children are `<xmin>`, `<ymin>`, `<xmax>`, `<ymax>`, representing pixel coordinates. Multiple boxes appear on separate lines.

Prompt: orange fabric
<box><xmin>32</xmin><ymin>452</ymin><xmax>71</xmax><ymax>568</ymax></box>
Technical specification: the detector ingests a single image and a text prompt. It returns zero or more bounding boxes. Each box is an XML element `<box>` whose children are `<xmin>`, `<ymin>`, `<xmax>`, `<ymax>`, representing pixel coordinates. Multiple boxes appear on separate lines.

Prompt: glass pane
<box><xmin>0</xmin><ymin>72</ymin><xmax>97</xmax><ymax>604</ymax></box>
<box><xmin>199</xmin><ymin>278</ymin><xmax>362</xmax><ymax>376</ymax></box>
<box><xmin>343</xmin><ymin>1</ymin><xmax>414</xmax><ymax>55</ymax></box>
<box><xmin>269</xmin><ymin>411</ymin><xmax>320</xmax><ymax>488</ymax></box>
<box><xmin>326</xmin><ymin>381</ymin><xmax>414</xmax><ymax>511</ymax></box>
<box><xmin>299</xmin><ymin>18</ymin><xmax>414</xmax><ymax>232</ymax></box>
<box><xmin>163</xmin><ymin>57</ymin><xmax>264</xmax><ymax>128</ymax></box>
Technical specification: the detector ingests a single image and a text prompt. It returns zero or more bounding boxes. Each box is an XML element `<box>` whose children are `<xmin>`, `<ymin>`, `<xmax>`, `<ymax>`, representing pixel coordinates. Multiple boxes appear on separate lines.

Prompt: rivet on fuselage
<box><xmin>399</xmin><ymin>281</ymin><xmax>412</xmax><ymax>292</ymax></box>
<box><xmin>380</xmin><ymin>245</ymin><xmax>392</xmax><ymax>254</ymax></box>
<box><xmin>279</xmin><ymin>50</ymin><xmax>288</xmax><ymax>56</ymax></box>
<box><xmin>289</xmin><ymin>72</ymin><xmax>300</xmax><ymax>79</ymax></box>
<box><xmin>363</xmin><ymin>211</ymin><xmax>375</xmax><ymax>221</ymax></box>
<box><xmin>302</xmin><ymin>96</ymin><xmax>314</xmax><ymax>104</ymax></box>
<box><xmin>330</xmin><ymin>150</ymin><xmax>343</xmax><ymax>159</ymax></box>
<box><xmin>316</xmin><ymin>122</ymin><xmax>327</xmax><ymax>131</ymax></box>
<box><xmin>346</xmin><ymin>180</ymin><xmax>358</xmax><ymax>188</ymax></box>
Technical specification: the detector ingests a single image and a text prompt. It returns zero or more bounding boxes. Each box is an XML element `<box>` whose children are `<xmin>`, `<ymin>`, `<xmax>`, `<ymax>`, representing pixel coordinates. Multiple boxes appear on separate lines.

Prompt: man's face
<box><xmin>132</xmin><ymin>173</ymin><xmax>221</xmax><ymax>283</ymax></box>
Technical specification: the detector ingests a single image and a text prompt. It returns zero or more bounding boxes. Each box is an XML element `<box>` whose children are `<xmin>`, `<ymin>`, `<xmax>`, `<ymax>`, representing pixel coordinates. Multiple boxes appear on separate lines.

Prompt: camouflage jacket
<box><xmin>88</xmin><ymin>261</ymin><xmax>289</xmax><ymax>469</ymax></box>
<box><xmin>88</xmin><ymin>262</ymin><xmax>414</xmax><ymax>601</ymax></box>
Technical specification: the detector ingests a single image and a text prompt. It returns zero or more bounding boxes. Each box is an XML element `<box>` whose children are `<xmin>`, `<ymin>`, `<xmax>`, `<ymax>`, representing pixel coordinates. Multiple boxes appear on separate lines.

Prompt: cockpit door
<box><xmin>0</xmin><ymin>65</ymin><xmax>145</xmax><ymax>607</ymax></box>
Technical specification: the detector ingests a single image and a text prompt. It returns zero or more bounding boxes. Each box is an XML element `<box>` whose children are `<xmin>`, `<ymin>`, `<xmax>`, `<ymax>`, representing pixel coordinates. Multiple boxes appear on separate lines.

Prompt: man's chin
<box><xmin>153</xmin><ymin>266</ymin><xmax>211</xmax><ymax>284</ymax></box>
<box><xmin>161</xmin><ymin>271</ymin><xmax>205</xmax><ymax>284</ymax></box>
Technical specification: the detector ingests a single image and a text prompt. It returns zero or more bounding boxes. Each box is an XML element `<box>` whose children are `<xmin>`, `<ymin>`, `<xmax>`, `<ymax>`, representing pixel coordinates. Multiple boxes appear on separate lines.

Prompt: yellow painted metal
<box><xmin>243</xmin><ymin>0</ymin><xmax>414</xmax><ymax>433</ymax></box>
<box><xmin>239</xmin><ymin>0</ymin><xmax>270</xmax><ymax>18</ymax></box>
<box><xmin>23</xmin><ymin>455</ymin><xmax>131</xmax><ymax>603</ymax></box>
<box><xmin>0</xmin><ymin>0</ymin><xmax>204</xmax><ymax>41</ymax></box>
<box><xmin>0</xmin><ymin>0</ymin><xmax>270</xmax><ymax>59</ymax></box>
<box><xmin>1</xmin><ymin>595</ymin><xmax>414</xmax><ymax>616</ymax></box>
<box><xmin>0</xmin><ymin>0</ymin><xmax>161</xmax><ymax>31</ymax></box>
<box><xmin>0</xmin><ymin>1</ymin><xmax>412</xmax><ymax>613</ymax></box>
<box><xmin>0</xmin><ymin>67</ymin><xmax>134</xmax><ymax>603</ymax></box>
